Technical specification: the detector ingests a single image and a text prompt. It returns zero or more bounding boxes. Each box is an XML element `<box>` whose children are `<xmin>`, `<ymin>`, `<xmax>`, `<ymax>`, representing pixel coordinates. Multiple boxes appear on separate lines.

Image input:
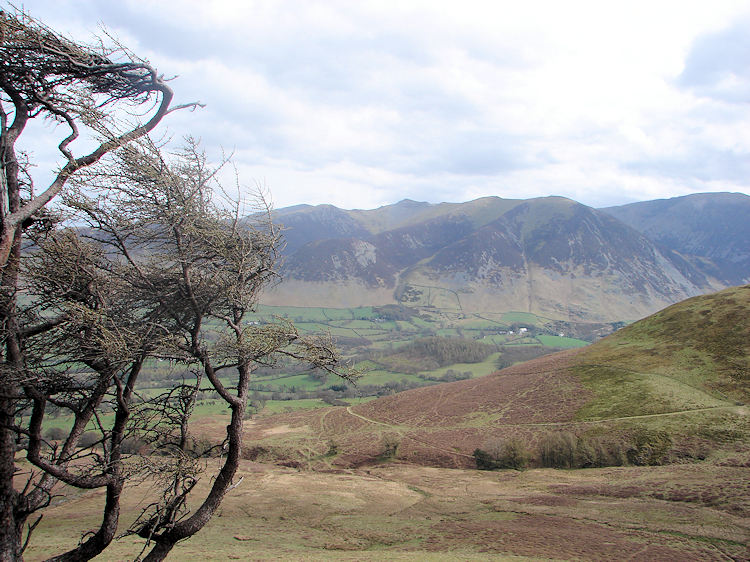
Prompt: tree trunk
<box><xmin>0</xmin><ymin>225</ymin><xmax>25</xmax><ymax>561</ymax></box>
<box><xmin>141</xmin><ymin>540</ymin><xmax>174</xmax><ymax>562</ymax></box>
<box><xmin>0</xmin><ymin>397</ymin><xmax>23</xmax><ymax>562</ymax></box>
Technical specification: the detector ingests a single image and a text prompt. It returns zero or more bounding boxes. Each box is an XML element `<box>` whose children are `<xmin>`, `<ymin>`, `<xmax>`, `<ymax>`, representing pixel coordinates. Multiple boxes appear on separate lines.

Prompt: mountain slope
<box><xmin>267</xmin><ymin>195</ymin><xmax>721</xmax><ymax>321</ymax></box>
<box><xmin>603</xmin><ymin>192</ymin><xmax>750</xmax><ymax>285</ymax></box>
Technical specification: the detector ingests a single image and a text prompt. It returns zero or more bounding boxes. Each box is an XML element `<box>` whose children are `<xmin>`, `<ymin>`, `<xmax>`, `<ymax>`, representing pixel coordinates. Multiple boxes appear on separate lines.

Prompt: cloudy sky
<box><xmin>14</xmin><ymin>0</ymin><xmax>750</xmax><ymax>210</ymax></box>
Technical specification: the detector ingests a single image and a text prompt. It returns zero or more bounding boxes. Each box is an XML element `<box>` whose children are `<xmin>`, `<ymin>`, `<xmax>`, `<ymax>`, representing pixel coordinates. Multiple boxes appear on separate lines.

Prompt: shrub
<box><xmin>474</xmin><ymin>437</ymin><xmax>529</xmax><ymax>470</ymax></box>
<box><xmin>626</xmin><ymin>427</ymin><xmax>673</xmax><ymax>466</ymax></box>
<box><xmin>78</xmin><ymin>431</ymin><xmax>100</xmax><ymax>449</ymax></box>
<box><xmin>539</xmin><ymin>432</ymin><xmax>578</xmax><ymax>468</ymax></box>
<box><xmin>325</xmin><ymin>440</ymin><xmax>339</xmax><ymax>457</ymax></box>
<box><xmin>43</xmin><ymin>427</ymin><xmax>67</xmax><ymax>441</ymax></box>
<box><xmin>539</xmin><ymin>432</ymin><xmax>628</xmax><ymax>469</ymax></box>
<box><xmin>121</xmin><ymin>436</ymin><xmax>149</xmax><ymax>455</ymax></box>
<box><xmin>378</xmin><ymin>434</ymin><xmax>400</xmax><ymax>461</ymax></box>
<box><xmin>583</xmin><ymin>435</ymin><xmax>627</xmax><ymax>468</ymax></box>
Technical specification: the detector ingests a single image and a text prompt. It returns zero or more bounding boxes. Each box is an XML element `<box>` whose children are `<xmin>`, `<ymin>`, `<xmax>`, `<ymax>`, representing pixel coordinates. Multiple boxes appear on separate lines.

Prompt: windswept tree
<box><xmin>21</xmin><ymin>138</ymin><xmax>350</xmax><ymax>561</ymax></box>
<box><xmin>0</xmin><ymin>8</ymin><xmax>193</xmax><ymax>560</ymax></box>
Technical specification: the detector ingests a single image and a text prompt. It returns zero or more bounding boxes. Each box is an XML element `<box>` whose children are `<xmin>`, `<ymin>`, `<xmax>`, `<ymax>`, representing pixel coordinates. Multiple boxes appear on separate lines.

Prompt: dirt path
<box><xmin>346</xmin><ymin>406</ymin><xmax>475</xmax><ymax>459</ymax></box>
<box><xmin>346</xmin><ymin>406</ymin><xmax>392</xmax><ymax>427</ymax></box>
<box><xmin>346</xmin><ymin>404</ymin><xmax>746</xmax><ymax>430</ymax></box>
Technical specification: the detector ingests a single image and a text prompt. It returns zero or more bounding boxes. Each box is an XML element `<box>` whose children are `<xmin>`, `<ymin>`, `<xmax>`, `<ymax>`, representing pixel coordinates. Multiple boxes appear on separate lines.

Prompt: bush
<box><xmin>43</xmin><ymin>427</ymin><xmax>67</xmax><ymax>441</ymax></box>
<box><xmin>377</xmin><ymin>434</ymin><xmax>400</xmax><ymax>461</ymax></box>
<box><xmin>78</xmin><ymin>431</ymin><xmax>100</xmax><ymax>449</ymax></box>
<box><xmin>121</xmin><ymin>436</ymin><xmax>149</xmax><ymax>455</ymax></box>
<box><xmin>474</xmin><ymin>437</ymin><xmax>529</xmax><ymax>470</ymax></box>
<box><xmin>626</xmin><ymin>428</ymin><xmax>673</xmax><ymax>466</ymax></box>
<box><xmin>539</xmin><ymin>432</ymin><xmax>628</xmax><ymax>469</ymax></box>
<box><xmin>539</xmin><ymin>432</ymin><xmax>578</xmax><ymax>468</ymax></box>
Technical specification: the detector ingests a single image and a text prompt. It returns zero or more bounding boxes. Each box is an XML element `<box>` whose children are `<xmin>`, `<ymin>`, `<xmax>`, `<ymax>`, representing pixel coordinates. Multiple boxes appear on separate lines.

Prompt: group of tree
<box><xmin>375</xmin><ymin>336</ymin><xmax>494</xmax><ymax>374</ymax></box>
<box><xmin>473</xmin><ymin>427</ymin><xmax>683</xmax><ymax>471</ymax></box>
<box><xmin>1</xmin><ymin>9</ymin><xmax>349</xmax><ymax>561</ymax></box>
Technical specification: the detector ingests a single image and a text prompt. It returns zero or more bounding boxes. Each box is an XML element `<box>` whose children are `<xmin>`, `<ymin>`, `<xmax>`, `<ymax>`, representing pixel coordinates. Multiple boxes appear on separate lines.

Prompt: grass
<box><xmin>23</xmin><ymin>460</ymin><xmax>750</xmax><ymax>561</ymax></box>
<box><xmin>575</xmin><ymin>285</ymin><xmax>750</xmax><ymax>404</ymax></box>
<box><xmin>425</xmin><ymin>352</ymin><xmax>503</xmax><ymax>379</ymax></box>
<box><xmin>572</xmin><ymin>366</ymin><xmax>728</xmax><ymax>421</ymax></box>
<box><xmin>260</xmin><ymin>398</ymin><xmax>329</xmax><ymax>414</ymax></box>
<box><xmin>500</xmin><ymin>311</ymin><xmax>543</xmax><ymax>325</ymax></box>
<box><xmin>536</xmin><ymin>335</ymin><xmax>589</xmax><ymax>348</ymax></box>
<box><xmin>564</xmin><ymin>285</ymin><xmax>750</xmax><ymax>451</ymax></box>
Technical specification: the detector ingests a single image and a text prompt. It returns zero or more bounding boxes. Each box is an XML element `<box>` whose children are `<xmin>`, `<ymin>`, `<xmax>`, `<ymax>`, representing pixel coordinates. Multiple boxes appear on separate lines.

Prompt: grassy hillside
<box><xmin>573</xmin><ymin>284</ymin><xmax>750</xmax><ymax>416</ymax></box>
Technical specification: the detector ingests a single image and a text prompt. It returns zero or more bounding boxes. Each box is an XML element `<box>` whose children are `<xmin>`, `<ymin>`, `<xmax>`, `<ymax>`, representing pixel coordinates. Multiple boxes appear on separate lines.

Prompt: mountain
<box><xmin>246</xmin><ymin>285</ymin><xmax>750</xmax><ymax>469</ymax></box>
<box><xmin>265</xmin><ymin>195</ymin><xmax>727</xmax><ymax>322</ymax></box>
<box><xmin>602</xmin><ymin>192</ymin><xmax>750</xmax><ymax>285</ymax></box>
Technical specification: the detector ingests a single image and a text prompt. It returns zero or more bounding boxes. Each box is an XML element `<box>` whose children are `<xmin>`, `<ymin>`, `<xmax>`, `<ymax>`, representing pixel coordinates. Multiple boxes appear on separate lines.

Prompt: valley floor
<box><xmin>25</xmin><ymin>459</ymin><xmax>749</xmax><ymax>561</ymax></box>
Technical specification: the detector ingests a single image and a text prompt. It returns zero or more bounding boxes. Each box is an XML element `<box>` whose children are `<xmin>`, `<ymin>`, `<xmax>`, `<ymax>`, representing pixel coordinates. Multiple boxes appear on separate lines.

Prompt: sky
<box><xmin>11</xmin><ymin>0</ymin><xmax>750</xmax><ymax>210</ymax></box>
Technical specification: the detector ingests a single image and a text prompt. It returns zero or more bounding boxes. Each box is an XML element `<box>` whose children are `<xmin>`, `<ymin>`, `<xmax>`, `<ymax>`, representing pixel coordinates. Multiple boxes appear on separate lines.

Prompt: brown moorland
<box><xmin>24</xmin><ymin>460</ymin><xmax>749</xmax><ymax>560</ymax></box>
<box><xmin>240</xmin><ymin>286</ymin><xmax>750</xmax><ymax>470</ymax></box>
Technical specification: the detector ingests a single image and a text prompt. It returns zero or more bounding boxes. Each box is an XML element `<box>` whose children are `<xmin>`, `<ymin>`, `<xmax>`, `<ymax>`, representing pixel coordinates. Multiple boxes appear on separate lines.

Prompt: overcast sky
<box><xmin>13</xmin><ymin>0</ymin><xmax>750</xmax><ymax>210</ymax></box>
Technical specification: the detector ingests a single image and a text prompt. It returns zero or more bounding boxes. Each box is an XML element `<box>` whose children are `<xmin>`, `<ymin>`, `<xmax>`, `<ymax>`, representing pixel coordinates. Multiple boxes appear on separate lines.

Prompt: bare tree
<box><xmin>0</xmin><ymin>9</ymin><xmax>197</xmax><ymax>560</ymax></box>
<box><xmin>23</xmin><ymin>137</ymin><xmax>351</xmax><ymax>561</ymax></box>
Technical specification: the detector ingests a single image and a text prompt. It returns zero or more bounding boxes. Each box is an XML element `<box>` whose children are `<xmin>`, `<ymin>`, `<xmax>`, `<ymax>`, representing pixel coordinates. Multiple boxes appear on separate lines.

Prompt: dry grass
<box><xmin>24</xmin><ymin>460</ymin><xmax>750</xmax><ymax>561</ymax></box>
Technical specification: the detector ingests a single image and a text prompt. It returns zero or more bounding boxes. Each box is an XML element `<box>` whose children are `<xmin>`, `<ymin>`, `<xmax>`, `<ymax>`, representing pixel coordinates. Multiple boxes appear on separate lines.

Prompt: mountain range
<box><xmin>263</xmin><ymin>192</ymin><xmax>750</xmax><ymax>322</ymax></box>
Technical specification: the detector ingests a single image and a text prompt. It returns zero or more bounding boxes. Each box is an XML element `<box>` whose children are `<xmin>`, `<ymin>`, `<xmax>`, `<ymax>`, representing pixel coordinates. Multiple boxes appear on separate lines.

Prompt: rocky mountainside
<box><xmin>602</xmin><ymin>192</ymin><xmax>750</xmax><ymax>286</ymax></box>
<box><xmin>263</xmin><ymin>194</ymin><xmax>742</xmax><ymax>322</ymax></box>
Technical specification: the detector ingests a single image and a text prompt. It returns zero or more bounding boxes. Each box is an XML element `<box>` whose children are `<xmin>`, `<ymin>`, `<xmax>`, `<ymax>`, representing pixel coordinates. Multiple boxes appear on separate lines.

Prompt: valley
<box><xmin>15</xmin><ymin>192</ymin><xmax>750</xmax><ymax>560</ymax></box>
<box><xmin>26</xmin><ymin>285</ymin><xmax>750</xmax><ymax>560</ymax></box>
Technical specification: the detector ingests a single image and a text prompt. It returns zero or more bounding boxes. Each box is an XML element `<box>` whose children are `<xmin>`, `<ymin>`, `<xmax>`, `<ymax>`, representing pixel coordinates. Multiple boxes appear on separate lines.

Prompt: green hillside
<box><xmin>573</xmin><ymin>284</ymin><xmax>750</xmax><ymax>420</ymax></box>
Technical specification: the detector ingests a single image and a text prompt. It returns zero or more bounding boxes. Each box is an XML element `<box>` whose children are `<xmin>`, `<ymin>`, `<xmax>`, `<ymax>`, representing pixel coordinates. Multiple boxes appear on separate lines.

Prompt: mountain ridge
<box><xmin>264</xmin><ymin>192</ymin><xmax>747</xmax><ymax>322</ymax></box>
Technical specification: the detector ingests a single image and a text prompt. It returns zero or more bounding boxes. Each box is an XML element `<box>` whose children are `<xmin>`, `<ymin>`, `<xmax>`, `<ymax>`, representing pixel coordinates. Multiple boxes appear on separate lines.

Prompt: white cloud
<box><xmin>8</xmin><ymin>0</ymin><xmax>750</xmax><ymax>210</ymax></box>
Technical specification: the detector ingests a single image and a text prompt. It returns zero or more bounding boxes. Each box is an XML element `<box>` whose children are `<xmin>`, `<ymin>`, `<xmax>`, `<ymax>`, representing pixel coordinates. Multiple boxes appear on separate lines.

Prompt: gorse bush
<box><xmin>626</xmin><ymin>427</ymin><xmax>673</xmax><ymax>466</ymax></box>
<box><xmin>474</xmin><ymin>437</ymin><xmax>529</xmax><ymax>470</ymax></box>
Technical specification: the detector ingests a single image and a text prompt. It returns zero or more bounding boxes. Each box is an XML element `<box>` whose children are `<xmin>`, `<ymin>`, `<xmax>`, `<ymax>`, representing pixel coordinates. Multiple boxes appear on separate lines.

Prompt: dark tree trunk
<box><xmin>46</xmin><ymin>482</ymin><xmax>122</xmax><ymax>562</ymax></box>
<box><xmin>0</xmin><ymin>397</ymin><xmax>23</xmax><ymax>562</ymax></box>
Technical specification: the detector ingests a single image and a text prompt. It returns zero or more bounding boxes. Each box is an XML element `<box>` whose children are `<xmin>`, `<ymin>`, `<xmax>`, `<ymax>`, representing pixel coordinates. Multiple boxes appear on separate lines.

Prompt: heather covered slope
<box><xmin>244</xmin><ymin>286</ymin><xmax>749</xmax><ymax>468</ymax></box>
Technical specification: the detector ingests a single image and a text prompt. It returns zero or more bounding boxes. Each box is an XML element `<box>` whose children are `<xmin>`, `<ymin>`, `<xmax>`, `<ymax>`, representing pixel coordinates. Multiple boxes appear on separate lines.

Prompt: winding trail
<box><xmin>346</xmin><ymin>406</ymin><xmax>475</xmax><ymax>459</ymax></box>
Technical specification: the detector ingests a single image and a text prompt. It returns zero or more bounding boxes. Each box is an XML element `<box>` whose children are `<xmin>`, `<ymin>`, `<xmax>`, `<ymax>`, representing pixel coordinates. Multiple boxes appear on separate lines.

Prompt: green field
<box><xmin>37</xmin><ymin>304</ymin><xmax>607</xmax><ymax>435</ymax></box>
<box><xmin>181</xmin><ymin>306</ymin><xmax>602</xmax><ymax>414</ymax></box>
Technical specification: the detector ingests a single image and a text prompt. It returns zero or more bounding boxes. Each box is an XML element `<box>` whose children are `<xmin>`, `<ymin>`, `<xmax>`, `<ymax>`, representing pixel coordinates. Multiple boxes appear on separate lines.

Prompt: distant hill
<box><xmin>602</xmin><ymin>192</ymin><xmax>750</xmax><ymax>285</ymax></box>
<box><xmin>265</xmin><ymin>195</ymin><xmax>734</xmax><ymax>322</ymax></box>
<box><xmin>244</xmin><ymin>285</ymin><xmax>750</xmax><ymax>469</ymax></box>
